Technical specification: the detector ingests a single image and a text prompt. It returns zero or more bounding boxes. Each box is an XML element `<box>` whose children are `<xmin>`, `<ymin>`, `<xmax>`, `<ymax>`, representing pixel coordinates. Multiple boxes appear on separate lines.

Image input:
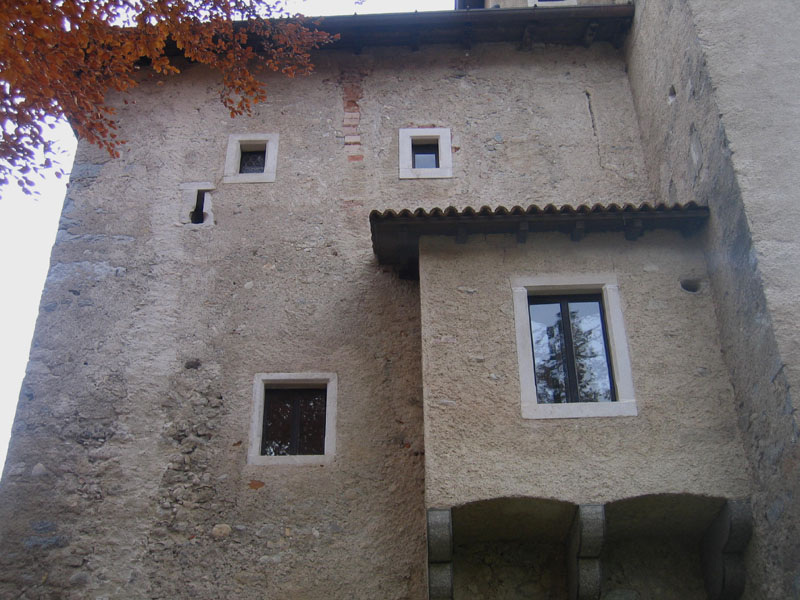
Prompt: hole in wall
<box><xmin>668</xmin><ymin>85</ymin><xmax>677</xmax><ymax>104</ymax></box>
<box><xmin>190</xmin><ymin>190</ymin><xmax>207</xmax><ymax>224</ymax></box>
<box><xmin>680</xmin><ymin>278</ymin><xmax>701</xmax><ymax>293</ymax></box>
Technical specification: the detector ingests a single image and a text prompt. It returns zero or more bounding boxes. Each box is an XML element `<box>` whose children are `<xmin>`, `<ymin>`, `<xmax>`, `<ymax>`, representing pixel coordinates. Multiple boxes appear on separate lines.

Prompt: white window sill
<box><xmin>398</xmin><ymin>166</ymin><xmax>454</xmax><ymax>179</ymax></box>
<box><xmin>522</xmin><ymin>400</ymin><xmax>637</xmax><ymax>420</ymax></box>
<box><xmin>247</xmin><ymin>454</ymin><xmax>334</xmax><ymax>467</ymax></box>
<box><xmin>222</xmin><ymin>172</ymin><xmax>276</xmax><ymax>184</ymax></box>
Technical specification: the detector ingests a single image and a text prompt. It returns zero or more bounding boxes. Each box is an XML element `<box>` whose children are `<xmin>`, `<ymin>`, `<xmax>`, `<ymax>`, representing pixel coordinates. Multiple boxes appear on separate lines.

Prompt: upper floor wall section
<box><xmin>99</xmin><ymin>7</ymin><xmax>649</xmax><ymax>215</ymax></box>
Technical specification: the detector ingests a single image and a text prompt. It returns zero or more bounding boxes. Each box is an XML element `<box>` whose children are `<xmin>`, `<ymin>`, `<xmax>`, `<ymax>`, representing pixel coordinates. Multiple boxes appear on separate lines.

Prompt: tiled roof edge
<box><xmin>369</xmin><ymin>202</ymin><xmax>705</xmax><ymax>220</ymax></box>
<box><xmin>370</xmin><ymin>202</ymin><xmax>709</xmax><ymax>280</ymax></box>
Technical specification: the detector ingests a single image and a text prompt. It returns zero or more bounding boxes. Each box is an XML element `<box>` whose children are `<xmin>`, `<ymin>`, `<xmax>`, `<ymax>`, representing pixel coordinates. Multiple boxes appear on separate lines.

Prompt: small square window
<box><xmin>261</xmin><ymin>387</ymin><xmax>327</xmax><ymax>456</ymax></box>
<box><xmin>399</xmin><ymin>128</ymin><xmax>453</xmax><ymax>179</ymax></box>
<box><xmin>223</xmin><ymin>133</ymin><xmax>279</xmax><ymax>183</ymax></box>
<box><xmin>239</xmin><ymin>146</ymin><xmax>267</xmax><ymax>174</ymax></box>
<box><xmin>412</xmin><ymin>141</ymin><xmax>440</xmax><ymax>169</ymax></box>
<box><xmin>248</xmin><ymin>373</ymin><xmax>337</xmax><ymax>465</ymax></box>
<box><xmin>512</xmin><ymin>275</ymin><xmax>637</xmax><ymax>419</ymax></box>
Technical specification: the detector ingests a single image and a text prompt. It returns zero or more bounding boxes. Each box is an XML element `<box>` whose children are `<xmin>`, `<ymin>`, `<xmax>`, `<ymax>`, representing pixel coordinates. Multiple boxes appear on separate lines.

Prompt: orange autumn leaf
<box><xmin>0</xmin><ymin>0</ymin><xmax>334</xmax><ymax>192</ymax></box>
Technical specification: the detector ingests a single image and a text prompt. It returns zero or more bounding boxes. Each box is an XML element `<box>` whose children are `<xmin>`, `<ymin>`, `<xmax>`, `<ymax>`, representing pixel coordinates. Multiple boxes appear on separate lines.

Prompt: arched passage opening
<box><xmin>428</xmin><ymin>494</ymin><xmax>750</xmax><ymax>600</ymax></box>
<box><xmin>450</xmin><ymin>497</ymin><xmax>576</xmax><ymax>599</ymax></box>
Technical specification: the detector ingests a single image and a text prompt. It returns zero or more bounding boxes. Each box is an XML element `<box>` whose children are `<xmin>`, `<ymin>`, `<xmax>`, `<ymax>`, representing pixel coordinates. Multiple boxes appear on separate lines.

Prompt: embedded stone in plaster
<box><xmin>427</xmin><ymin>508</ymin><xmax>453</xmax><ymax>562</ymax></box>
<box><xmin>568</xmin><ymin>504</ymin><xmax>605</xmax><ymax>600</ymax></box>
<box><xmin>703</xmin><ymin>499</ymin><xmax>752</xmax><ymax>600</ymax></box>
<box><xmin>427</xmin><ymin>508</ymin><xmax>454</xmax><ymax>599</ymax></box>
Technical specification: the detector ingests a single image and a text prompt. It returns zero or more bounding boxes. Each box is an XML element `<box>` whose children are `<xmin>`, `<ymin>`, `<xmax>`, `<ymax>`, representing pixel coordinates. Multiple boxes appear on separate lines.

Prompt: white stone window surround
<box><xmin>512</xmin><ymin>274</ymin><xmax>637</xmax><ymax>419</ymax></box>
<box><xmin>223</xmin><ymin>133</ymin><xmax>279</xmax><ymax>184</ymax></box>
<box><xmin>399</xmin><ymin>127</ymin><xmax>453</xmax><ymax>179</ymax></box>
<box><xmin>179</xmin><ymin>181</ymin><xmax>215</xmax><ymax>226</ymax></box>
<box><xmin>248</xmin><ymin>372</ymin><xmax>337</xmax><ymax>466</ymax></box>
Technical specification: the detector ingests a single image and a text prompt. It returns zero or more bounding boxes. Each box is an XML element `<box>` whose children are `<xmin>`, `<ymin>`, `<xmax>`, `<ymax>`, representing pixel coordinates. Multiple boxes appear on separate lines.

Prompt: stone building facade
<box><xmin>1</xmin><ymin>1</ymin><xmax>798</xmax><ymax>599</ymax></box>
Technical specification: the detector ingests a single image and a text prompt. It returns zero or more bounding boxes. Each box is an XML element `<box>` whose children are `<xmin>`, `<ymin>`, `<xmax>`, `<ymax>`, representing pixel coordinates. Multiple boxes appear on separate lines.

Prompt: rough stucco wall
<box><xmin>453</xmin><ymin>542</ymin><xmax>566</xmax><ymax>599</ymax></box>
<box><xmin>601</xmin><ymin>539</ymin><xmax>706</xmax><ymax>600</ymax></box>
<box><xmin>352</xmin><ymin>43</ymin><xmax>649</xmax><ymax>210</ymax></box>
<box><xmin>0</xmin><ymin>41</ymin><xmax>647</xmax><ymax>598</ymax></box>
<box><xmin>625</xmin><ymin>0</ymin><xmax>800</xmax><ymax>596</ymax></box>
<box><xmin>419</xmin><ymin>232</ymin><xmax>750</xmax><ymax>507</ymax></box>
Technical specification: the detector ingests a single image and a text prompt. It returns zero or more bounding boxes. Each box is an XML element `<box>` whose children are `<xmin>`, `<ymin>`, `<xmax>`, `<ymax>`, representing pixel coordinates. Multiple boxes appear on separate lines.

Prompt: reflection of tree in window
<box><xmin>262</xmin><ymin>388</ymin><xmax>326</xmax><ymax>455</ymax></box>
<box><xmin>529</xmin><ymin>296</ymin><xmax>615</xmax><ymax>403</ymax></box>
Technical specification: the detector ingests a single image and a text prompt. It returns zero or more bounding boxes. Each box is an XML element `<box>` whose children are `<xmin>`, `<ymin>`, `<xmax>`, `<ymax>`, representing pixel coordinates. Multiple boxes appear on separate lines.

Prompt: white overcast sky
<box><xmin>0</xmin><ymin>0</ymin><xmax>453</xmax><ymax>470</ymax></box>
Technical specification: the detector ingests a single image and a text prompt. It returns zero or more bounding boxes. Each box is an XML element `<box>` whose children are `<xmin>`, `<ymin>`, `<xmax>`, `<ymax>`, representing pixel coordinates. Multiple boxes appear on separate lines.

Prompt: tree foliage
<box><xmin>0</xmin><ymin>0</ymin><xmax>333</xmax><ymax>192</ymax></box>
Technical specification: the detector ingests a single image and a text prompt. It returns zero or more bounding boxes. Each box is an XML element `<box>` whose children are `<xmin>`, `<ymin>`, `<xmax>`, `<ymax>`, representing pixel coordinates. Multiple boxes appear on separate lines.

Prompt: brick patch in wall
<box><xmin>339</xmin><ymin>70</ymin><xmax>365</xmax><ymax>164</ymax></box>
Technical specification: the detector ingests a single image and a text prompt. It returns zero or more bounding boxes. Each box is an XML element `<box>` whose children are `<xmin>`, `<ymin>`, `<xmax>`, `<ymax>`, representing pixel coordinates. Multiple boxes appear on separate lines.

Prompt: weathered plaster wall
<box><xmin>453</xmin><ymin>541</ymin><xmax>566</xmax><ymax>599</ymax></box>
<box><xmin>625</xmin><ymin>0</ymin><xmax>800</xmax><ymax>596</ymax></box>
<box><xmin>601</xmin><ymin>538</ymin><xmax>706</xmax><ymax>600</ymax></box>
<box><xmin>419</xmin><ymin>232</ymin><xmax>750</xmax><ymax>507</ymax></box>
<box><xmin>0</xmin><ymin>41</ymin><xmax>647</xmax><ymax>598</ymax></box>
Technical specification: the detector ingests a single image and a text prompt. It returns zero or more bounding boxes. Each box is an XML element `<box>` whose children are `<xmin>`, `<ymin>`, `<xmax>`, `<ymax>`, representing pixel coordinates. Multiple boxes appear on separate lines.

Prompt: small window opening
<box><xmin>680</xmin><ymin>278</ymin><xmax>701</xmax><ymax>293</ymax></box>
<box><xmin>261</xmin><ymin>387</ymin><xmax>327</xmax><ymax>456</ymax></box>
<box><xmin>412</xmin><ymin>140</ymin><xmax>440</xmax><ymax>169</ymax></box>
<box><xmin>190</xmin><ymin>190</ymin><xmax>207</xmax><ymax>224</ymax></box>
<box><xmin>239</xmin><ymin>142</ymin><xmax>267</xmax><ymax>174</ymax></box>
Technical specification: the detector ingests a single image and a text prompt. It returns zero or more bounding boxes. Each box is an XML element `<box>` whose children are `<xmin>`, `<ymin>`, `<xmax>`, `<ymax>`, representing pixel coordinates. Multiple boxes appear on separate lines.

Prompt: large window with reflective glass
<box><xmin>528</xmin><ymin>295</ymin><xmax>615</xmax><ymax>404</ymax></box>
<box><xmin>261</xmin><ymin>387</ymin><xmax>327</xmax><ymax>456</ymax></box>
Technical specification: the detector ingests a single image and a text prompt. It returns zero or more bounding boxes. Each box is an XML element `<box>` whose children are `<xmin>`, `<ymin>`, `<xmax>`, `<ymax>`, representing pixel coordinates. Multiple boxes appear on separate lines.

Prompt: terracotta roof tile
<box><xmin>370</xmin><ymin>202</ymin><xmax>709</xmax><ymax>279</ymax></box>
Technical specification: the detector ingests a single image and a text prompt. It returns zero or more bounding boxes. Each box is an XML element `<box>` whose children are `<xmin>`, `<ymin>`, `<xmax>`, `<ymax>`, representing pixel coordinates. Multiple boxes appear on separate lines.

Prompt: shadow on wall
<box><xmin>428</xmin><ymin>493</ymin><xmax>751</xmax><ymax>600</ymax></box>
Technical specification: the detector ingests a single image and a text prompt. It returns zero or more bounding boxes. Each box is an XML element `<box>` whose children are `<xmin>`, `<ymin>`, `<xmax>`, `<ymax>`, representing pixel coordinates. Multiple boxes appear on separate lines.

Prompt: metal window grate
<box><xmin>261</xmin><ymin>387</ymin><xmax>327</xmax><ymax>456</ymax></box>
<box><xmin>239</xmin><ymin>150</ymin><xmax>266</xmax><ymax>174</ymax></box>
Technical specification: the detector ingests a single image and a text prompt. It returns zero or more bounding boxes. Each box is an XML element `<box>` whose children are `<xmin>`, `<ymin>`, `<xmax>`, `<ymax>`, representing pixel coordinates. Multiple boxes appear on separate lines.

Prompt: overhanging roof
<box><xmin>315</xmin><ymin>6</ymin><xmax>634</xmax><ymax>50</ymax></box>
<box><xmin>370</xmin><ymin>203</ymin><xmax>709</xmax><ymax>279</ymax></box>
<box><xmin>157</xmin><ymin>6</ymin><xmax>634</xmax><ymax>60</ymax></box>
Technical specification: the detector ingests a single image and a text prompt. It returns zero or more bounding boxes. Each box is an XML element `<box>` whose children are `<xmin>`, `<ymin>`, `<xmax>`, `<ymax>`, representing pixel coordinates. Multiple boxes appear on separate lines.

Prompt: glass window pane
<box><xmin>240</xmin><ymin>150</ymin><xmax>266</xmax><ymax>173</ymax></box>
<box><xmin>298</xmin><ymin>390</ymin><xmax>327</xmax><ymax>455</ymax></box>
<box><xmin>530</xmin><ymin>302</ymin><xmax>570</xmax><ymax>404</ymax></box>
<box><xmin>568</xmin><ymin>301</ymin><xmax>614</xmax><ymax>403</ymax></box>
<box><xmin>262</xmin><ymin>390</ymin><xmax>294</xmax><ymax>455</ymax></box>
<box><xmin>412</xmin><ymin>143</ymin><xmax>439</xmax><ymax>169</ymax></box>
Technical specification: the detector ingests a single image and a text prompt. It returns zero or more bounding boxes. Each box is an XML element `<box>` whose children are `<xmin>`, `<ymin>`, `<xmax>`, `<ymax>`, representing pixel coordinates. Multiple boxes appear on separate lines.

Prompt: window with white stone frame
<box><xmin>399</xmin><ymin>128</ymin><xmax>453</xmax><ymax>179</ymax></box>
<box><xmin>512</xmin><ymin>274</ymin><xmax>637</xmax><ymax>419</ymax></box>
<box><xmin>248</xmin><ymin>373</ymin><xmax>337</xmax><ymax>465</ymax></box>
<box><xmin>223</xmin><ymin>133</ymin><xmax>279</xmax><ymax>183</ymax></box>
